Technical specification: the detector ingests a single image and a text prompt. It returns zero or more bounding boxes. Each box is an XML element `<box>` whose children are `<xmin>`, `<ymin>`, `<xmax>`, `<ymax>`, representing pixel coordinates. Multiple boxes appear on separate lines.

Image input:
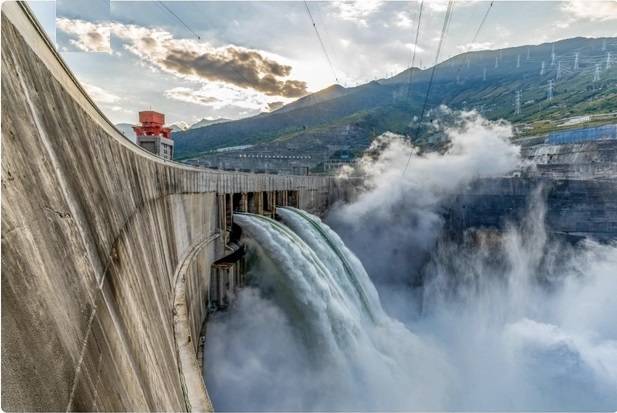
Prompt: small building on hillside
<box><xmin>132</xmin><ymin>111</ymin><xmax>174</xmax><ymax>160</ymax></box>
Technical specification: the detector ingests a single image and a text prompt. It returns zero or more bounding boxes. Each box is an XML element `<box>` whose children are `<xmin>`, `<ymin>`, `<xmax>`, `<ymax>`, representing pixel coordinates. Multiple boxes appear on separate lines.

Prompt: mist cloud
<box><xmin>323</xmin><ymin>109</ymin><xmax>617</xmax><ymax>409</ymax></box>
<box><xmin>330</xmin><ymin>110</ymin><xmax>520</xmax><ymax>287</ymax></box>
<box><xmin>415</xmin><ymin>192</ymin><xmax>617</xmax><ymax>410</ymax></box>
<box><xmin>205</xmin><ymin>110</ymin><xmax>616</xmax><ymax>410</ymax></box>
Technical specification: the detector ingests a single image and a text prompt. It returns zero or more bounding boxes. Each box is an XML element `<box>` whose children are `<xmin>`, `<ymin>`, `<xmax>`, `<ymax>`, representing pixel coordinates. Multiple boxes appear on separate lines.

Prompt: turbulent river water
<box><xmin>204</xmin><ymin>205</ymin><xmax>617</xmax><ymax>411</ymax></box>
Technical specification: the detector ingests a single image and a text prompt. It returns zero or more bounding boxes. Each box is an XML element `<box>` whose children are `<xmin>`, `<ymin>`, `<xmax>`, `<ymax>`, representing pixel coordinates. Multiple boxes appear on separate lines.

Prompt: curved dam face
<box><xmin>0</xmin><ymin>3</ymin><xmax>334</xmax><ymax>411</ymax></box>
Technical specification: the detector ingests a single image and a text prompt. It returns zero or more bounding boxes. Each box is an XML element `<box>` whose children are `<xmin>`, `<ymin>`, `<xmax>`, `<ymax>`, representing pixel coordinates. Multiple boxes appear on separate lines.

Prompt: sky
<box><xmin>26</xmin><ymin>0</ymin><xmax>617</xmax><ymax>126</ymax></box>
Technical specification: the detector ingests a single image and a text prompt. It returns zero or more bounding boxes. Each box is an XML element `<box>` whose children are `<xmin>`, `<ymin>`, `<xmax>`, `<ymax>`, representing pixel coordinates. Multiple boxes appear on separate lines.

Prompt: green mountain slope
<box><xmin>173</xmin><ymin>36</ymin><xmax>617</xmax><ymax>159</ymax></box>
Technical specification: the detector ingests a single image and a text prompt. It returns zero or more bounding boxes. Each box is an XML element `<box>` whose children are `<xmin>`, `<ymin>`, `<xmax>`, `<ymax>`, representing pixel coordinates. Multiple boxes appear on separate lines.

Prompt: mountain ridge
<box><xmin>173</xmin><ymin>36</ymin><xmax>617</xmax><ymax>159</ymax></box>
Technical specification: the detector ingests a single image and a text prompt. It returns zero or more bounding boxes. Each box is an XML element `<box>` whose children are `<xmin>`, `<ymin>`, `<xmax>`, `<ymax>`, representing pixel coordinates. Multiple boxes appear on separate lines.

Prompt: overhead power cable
<box><xmin>157</xmin><ymin>1</ymin><xmax>201</xmax><ymax>40</ymax></box>
<box><xmin>303</xmin><ymin>0</ymin><xmax>340</xmax><ymax>84</ymax></box>
<box><xmin>402</xmin><ymin>0</ymin><xmax>455</xmax><ymax>175</ymax></box>
<box><xmin>452</xmin><ymin>1</ymin><xmax>494</xmax><ymax>80</ymax></box>
<box><xmin>470</xmin><ymin>1</ymin><xmax>494</xmax><ymax>46</ymax></box>
<box><xmin>405</xmin><ymin>1</ymin><xmax>424</xmax><ymax>102</ymax></box>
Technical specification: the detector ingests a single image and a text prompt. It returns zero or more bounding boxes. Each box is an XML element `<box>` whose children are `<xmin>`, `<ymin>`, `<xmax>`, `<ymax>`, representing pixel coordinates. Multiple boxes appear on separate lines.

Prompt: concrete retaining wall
<box><xmin>1</xmin><ymin>3</ymin><xmax>333</xmax><ymax>411</ymax></box>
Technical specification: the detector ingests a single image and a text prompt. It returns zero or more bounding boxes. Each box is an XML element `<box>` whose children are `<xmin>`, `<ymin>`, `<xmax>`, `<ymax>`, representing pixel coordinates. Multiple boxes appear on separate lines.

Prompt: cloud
<box><xmin>426</xmin><ymin>0</ymin><xmax>483</xmax><ymax>13</ymax></box>
<box><xmin>330</xmin><ymin>0</ymin><xmax>384</xmax><ymax>25</ymax></box>
<box><xmin>562</xmin><ymin>0</ymin><xmax>617</xmax><ymax>21</ymax></box>
<box><xmin>57</xmin><ymin>18</ymin><xmax>307</xmax><ymax>98</ymax></box>
<box><xmin>56</xmin><ymin>17</ymin><xmax>110</xmax><ymax>53</ymax></box>
<box><xmin>405</xmin><ymin>42</ymin><xmax>425</xmax><ymax>53</ymax></box>
<box><xmin>164</xmin><ymin>84</ymin><xmax>282</xmax><ymax>112</ymax></box>
<box><xmin>81</xmin><ymin>81</ymin><xmax>121</xmax><ymax>104</ymax></box>
<box><xmin>165</xmin><ymin>87</ymin><xmax>220</xmax><ymax>106</ymax></box>
<box><xmin>161</xmin><ymin>47</ymin><xmax>307</xmax><ymax>97</ymax></box>
<box><xmin>108</xmin><ymin>105</ymin><xmax>132</xmax><ymax>114</ymax></box>
<box><xmin>109</xmin><ymin>22</ymin><xmax>306</xmax><ymax>97</ymax></box>
<box><xmin>457</xmin><ymin>41</ymin><xmax>493</xmax><ymax>52</ymax></box>
<box><xmin>426</xmin><ymin>1</ymin><xmax>450</xmax><ymax>13</ymax></box>
<box><xmin>395</xmin><ymin>11</ymin><xmax>414</xmax><ymax>28</ymax></box>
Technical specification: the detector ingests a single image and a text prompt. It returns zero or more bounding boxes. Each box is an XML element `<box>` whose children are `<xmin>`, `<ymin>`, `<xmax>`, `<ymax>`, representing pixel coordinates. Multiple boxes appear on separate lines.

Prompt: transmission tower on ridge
<box><xmin>547</xmin><ymin>80</ymin><xmax>553</xmax><ymax>101</ymax></box>
<box><xmin>607</xmin><ymin>52</ymin><xmax>612</xmax><ymax>70</ymax></box>
<box><xmin>551</xmin><ymin>44</ymin><xmax>556</xmax><ymax>66</ymax></box>
<box><xmin>516</xmin><ymin>54</ymin><xmax>521</xmax><ymax>68</ymax></box>
<box><xmin>556</xmin><ymin>61</ymin><xmax>562</xmax><ymax>80</ymax></box>
<box><xmin>540</xmin><ymin>61</ymin><xmax>545</xmax><ymax>76</ymax></box>
<box><xmin>494</xmin><ymin>55</ymin><xmax>499</xmax><ymax>69</ymax></box>
<box><xmin>514</xmin><ymin>90</ymin><xmax>521</xmax><ymax>115</ymax></box>
<box><xmin>483</xmin><ymin>67</ymin><xmax>487</xmax><ymax>81</ymax></box>
<box><xmin>593</xmin><ymin>64</ymin><xmax>601</xmax><ymax>82</ymax></box>
<box><xmin>574</xmin><ymin>52</ymin><xmax>579</xmax><ymax>70</ymax></box>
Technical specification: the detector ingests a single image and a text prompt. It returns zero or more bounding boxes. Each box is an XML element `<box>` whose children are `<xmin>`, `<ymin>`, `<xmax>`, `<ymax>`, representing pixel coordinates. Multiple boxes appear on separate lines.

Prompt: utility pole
<box><xmin>547</xmin><ymin>80</ymin><xmax>553</xmax><ymax>101</ymax></box>
<box><xmin>593</xmin><ymin>64</ymin><xmax>600</xmax><ymax>82</ymax></box>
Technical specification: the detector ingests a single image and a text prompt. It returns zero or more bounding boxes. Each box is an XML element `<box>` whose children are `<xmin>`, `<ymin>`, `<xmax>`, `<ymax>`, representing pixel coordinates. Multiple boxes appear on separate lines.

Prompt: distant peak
<box><xmin>189</xmin><ymin>117</ymin><xmax>231</xmax><ymax>129</ymax></box>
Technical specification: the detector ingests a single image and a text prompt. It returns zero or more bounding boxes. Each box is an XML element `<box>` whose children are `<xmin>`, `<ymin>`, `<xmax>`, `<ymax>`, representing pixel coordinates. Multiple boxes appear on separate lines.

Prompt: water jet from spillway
<box><xmin>204</xmin><ymin>209</ymin><xmax>450</xmax><ymax>411</ymax></box>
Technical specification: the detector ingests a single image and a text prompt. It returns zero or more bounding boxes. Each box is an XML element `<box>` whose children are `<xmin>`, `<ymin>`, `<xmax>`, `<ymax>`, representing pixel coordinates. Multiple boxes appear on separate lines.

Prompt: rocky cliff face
<box><xmin>444</xmin><ymin>177</ymin><xmax>617</xmax><ymax>242</ymax></box>
<box><xmin>442</xmin><ymin>133</ymin><xmax>617</xmax><ymax>241</ymax></box>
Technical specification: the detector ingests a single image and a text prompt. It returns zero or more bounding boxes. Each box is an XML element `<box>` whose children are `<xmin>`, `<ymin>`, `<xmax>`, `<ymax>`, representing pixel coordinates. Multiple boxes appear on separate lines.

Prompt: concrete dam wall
<box><xmin>1</xmin><ymin>3</ymin><xmax>334</xmax><ymax>411</ymax></box>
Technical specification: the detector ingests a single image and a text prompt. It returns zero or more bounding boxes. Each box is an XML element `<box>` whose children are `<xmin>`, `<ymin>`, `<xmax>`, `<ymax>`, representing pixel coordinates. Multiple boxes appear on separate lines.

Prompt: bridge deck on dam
<box><xmin>1</xmin><ymin>2</ymin><xmax>335</xmax><ymax>411</ymax></box>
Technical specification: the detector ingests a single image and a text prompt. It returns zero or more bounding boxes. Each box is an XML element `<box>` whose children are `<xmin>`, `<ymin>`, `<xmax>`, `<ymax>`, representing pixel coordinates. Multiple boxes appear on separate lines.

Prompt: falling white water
<box><xmin>205</xmin><ymin>211</ymin><xmax>450</xmax><ymax>411</ymax></box>
<box><xmin>205</xmin><ymin>207</ymin><xmax>617</xmax><ymax>411</ymax></box>
<box><xmin>276</xmin><ymin>207</ymin><xmax>383</xmax><ymax>323</ymax></box>
<box><xmin>204</xmin><ymin>111</ymin><xmax>616</xmax><ymax>411</ymax></box>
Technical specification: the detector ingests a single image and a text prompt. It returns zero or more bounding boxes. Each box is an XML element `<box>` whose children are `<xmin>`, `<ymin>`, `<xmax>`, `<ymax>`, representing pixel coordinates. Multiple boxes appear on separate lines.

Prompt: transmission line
<box><xmin>452</xmin><ymin>1</ymin><xmax>494</xmax><ymax>81</ymax></box>
<box><xmin>402</xmin><ymin>0</ymin><xmax>455</xmax><ymax>175</ymax></box>
<box><xmin>157</xmin><ymin>1</ymin><xmax>201</xmax><ymax>40</ymax></box>
<box><xmin>470</xmin><ymin>1</ymin><xmax>493</xmax><ymax>46</ymax></box>
<box><xmin>303</xmin><ymin>0</ymin><xmax>340</xmax><ymax>84</ymax></box>
<box><xmin>405</xmin><ymin>1</ymin><xmax>424</xmax><ymax>102</ymax></box>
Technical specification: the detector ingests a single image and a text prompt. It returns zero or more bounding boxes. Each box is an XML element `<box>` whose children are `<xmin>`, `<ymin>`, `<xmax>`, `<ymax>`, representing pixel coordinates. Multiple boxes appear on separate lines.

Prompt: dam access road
<box><xmin>1</xmin><ymin>2</ymin><xmax>334</xmax><ymax>411</ymax></box>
